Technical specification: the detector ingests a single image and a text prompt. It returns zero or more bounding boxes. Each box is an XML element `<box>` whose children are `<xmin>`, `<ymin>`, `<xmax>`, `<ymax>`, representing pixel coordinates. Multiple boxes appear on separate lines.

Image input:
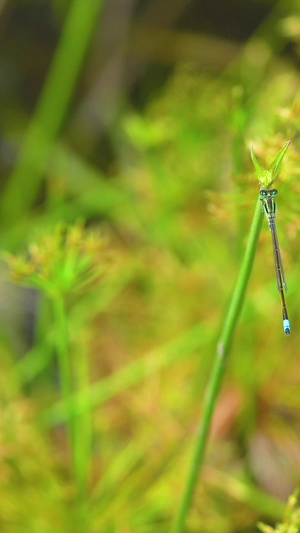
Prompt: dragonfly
<box><xmin>259</xmin><ymin>188</ymin><xmax>290</xmax><ymax>335</ymax></box>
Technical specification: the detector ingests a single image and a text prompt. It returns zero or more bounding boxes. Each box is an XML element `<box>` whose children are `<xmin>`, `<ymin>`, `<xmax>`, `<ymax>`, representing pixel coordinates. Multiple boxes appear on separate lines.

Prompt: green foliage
<box><xmin>5</xmin><ymin>221</ymin><xmax>106</xmax><ymax>296</ymax></box>
<box><xmin>251</xmin><ymin>141</ymin><xmax>291</xmax><ymax>188</ymax></box>
<box><xmin>0</xmin><ymin>0</ymin><xmax>104</xmax><ymax>225</ymax></box>
<box><xmin>2</xmin><ymin>0</ymin><xmax>300</xmax><ymax>532</ymax></box>
<box><xmin>258</xmin><ymin>491</ymin><xmax>300</xmax><ymax>533</ymax></box>
<box><xmin>5</xmin><ymin>221</ymin><xmax>107</xmax><ymax>502</ymax></box>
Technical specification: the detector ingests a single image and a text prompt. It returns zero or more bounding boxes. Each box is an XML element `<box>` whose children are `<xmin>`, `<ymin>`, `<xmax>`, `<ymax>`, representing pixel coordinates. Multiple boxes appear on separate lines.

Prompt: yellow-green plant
<box><xmin>258</xmin><ymin>491</ymin><xmax>300</xmax><ymax>533</ymax></box>
<box><xmin>6</xmin><ymin>221</ymin><xmax>107</xmax><ymax>500</ymax></box>
<box><xmin>172</xmin><ymin>141</ymin><xmax>291</xmax><ymax>533</ymax></box>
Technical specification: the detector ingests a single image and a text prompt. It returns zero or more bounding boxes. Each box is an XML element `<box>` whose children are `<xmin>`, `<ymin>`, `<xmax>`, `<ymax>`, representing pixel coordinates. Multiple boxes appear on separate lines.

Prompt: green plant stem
<box><xmin>172</xmin><ymin>195</ymin><xmax>264</xmax><ymax>533</ymax></box>
<box><xmin>53</xmin><ymin>295</ymin><xmax>91</xmax><ymax>516</ymax></box>
<box><xmin>74</xmin><ymin>331</ymin><xmax>92</xmax><ymax>500</ymax></box>
<box><xmin>0</xmin><ymin>0</ymin><xmax>103</xmax><ymax>225</ymax></box>
<box><xmin>52</xmin><ymin>294</ymin><xmax>76</xmax><ymax>472</ymax></box>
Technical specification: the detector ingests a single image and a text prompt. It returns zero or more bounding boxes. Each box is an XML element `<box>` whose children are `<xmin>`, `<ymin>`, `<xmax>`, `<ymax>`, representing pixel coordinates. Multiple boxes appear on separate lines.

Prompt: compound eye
<box><xmin>259</xmin><ymin>190</ymin><xmax>267</xmax><ymax>197</ymax></box>
<box><xmin>271</xmin><ymin>189</ymin><xmax>278</xmax><ymax>196</ymax></box>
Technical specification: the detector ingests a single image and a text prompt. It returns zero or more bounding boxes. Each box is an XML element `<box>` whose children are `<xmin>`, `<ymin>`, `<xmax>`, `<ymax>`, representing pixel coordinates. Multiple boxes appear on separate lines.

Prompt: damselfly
<box><xmin>259</xmin><ymin>188</ymin><xmax>290</xmax><ymax>335</ymax></box>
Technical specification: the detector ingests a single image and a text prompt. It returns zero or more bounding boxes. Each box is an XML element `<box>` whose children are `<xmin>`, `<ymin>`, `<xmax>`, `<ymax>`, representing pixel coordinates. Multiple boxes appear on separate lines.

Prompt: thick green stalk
<box><xmin>1</xmin><ymin>0</ymin><xmax>103</xmax><ymax>224</ymax></box>
<box><xmin>172</xmin><ymin>195</ymin><xmax>264</xmax><ymax>533</ymax></box>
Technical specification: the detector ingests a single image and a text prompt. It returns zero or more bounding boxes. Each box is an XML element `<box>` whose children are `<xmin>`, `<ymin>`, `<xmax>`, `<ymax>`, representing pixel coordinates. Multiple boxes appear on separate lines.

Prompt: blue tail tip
<box><xmin>283</xmin><ymin>319</ymin><xmax>290</xmax><ymax>335</ymax></box>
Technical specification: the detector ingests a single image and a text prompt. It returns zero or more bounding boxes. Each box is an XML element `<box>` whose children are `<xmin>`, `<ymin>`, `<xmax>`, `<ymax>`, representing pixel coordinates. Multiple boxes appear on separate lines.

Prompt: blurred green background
<box><xmin>1</xmin><ymin>0</ymin><xmax>300</xmax><ymax>531</ymax></box>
